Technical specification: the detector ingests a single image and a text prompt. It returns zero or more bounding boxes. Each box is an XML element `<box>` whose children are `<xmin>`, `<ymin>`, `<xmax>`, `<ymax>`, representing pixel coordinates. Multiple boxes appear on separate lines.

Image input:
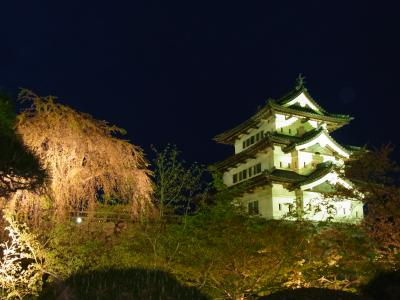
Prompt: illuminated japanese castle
<box><xmin>213</xmin><ymin>77</ymin><xmax>363</xmax><ymax>222</ymax></box>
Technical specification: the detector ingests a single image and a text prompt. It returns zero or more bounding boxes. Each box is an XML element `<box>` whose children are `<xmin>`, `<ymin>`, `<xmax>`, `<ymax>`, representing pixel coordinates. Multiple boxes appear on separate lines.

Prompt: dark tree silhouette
<box><xmin>38</xmin><ymin>268</ymin><xmax>209</xmax><ymax>300</ymax></box>
<box><xmin>0</xmin><ymin>92</ymin><xmax>46</xmax><ymax>199</ymax></box>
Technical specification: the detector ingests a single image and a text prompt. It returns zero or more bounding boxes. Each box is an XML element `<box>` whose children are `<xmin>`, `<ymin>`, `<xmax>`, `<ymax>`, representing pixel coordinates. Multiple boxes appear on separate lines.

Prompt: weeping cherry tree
<box><xmin>8</xmin><ymin>89</ymin><xmax>153</xmax><ymax>221</ymax></box>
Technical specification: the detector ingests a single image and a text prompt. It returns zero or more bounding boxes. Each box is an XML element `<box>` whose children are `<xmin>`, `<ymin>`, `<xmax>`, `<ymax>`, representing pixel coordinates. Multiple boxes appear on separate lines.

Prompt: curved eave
<box><xmin>228</xmin><ymin>173</ymin><xmax>271</xmax><ymax>197</ymax></box>
<box><xmin>270</xmin><ymin>102</ymin><xmax>353</xmax><ymax>125</ymax></box>
<box><xmin>214</xmin><ymin>101</ymin><xmax>353</xmax><ymax>145</ymax></box>
<box><xmin>284</xmin><ymin>128</ymin><xmax>351</xmax><ymax>158</ymax></box>
<box><xmin>211</xmin><ymin>139</ymin><xmax>273</xmax><ymax>171</ymax></box>
<box><xmin>294</xmin><ymin>162</ymin><xmax>336</xmax><ymax>190</ymax></box>
<box><xmin>228</xmin><ymin>169</ymin><xmax>306</xmax><ymax>197</ymax></box>
<box><xmin>283</xmin><ymin>128</ymin><xmax>323</xmax><ymax>152</ymax></box>
<box><xmin>212</xmin><ymin>133</ymin><xmax>300</xmax><ymax>171</ymax></box>
<box><xmin>230</xmin><ymin>162</ymin><xmax>336</xmax><ymax>195</ymax></box>
<box><xmin>213</xmin><ymin>104</ymin><xmax>271</xmax><ymax>145</ymax></box>
<box><xmin>300</xmin><ymin>172</ymin><xmax>336</xmax><ymax>191</ymax></box>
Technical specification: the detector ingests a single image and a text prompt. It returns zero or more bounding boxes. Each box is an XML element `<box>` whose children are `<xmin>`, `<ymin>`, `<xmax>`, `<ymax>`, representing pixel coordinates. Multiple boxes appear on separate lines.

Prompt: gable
<box><xmin>282</xmin><ymin>91</ymin><xmax>324</xmax><ymax>115</ymax></box>
<box><xmin>310</xmin><ymin>181</ymin><xmax>336</xmax><ymax>193</ymax></box>
<box><xmin>302</xmin><ymin>143</ymin><xmax>335</xmax><ymax>156</ymax></box>
<box><xmin>294</xmin><ymin>130</ymin><xmax>350</xmax><ymax>158</ymax></box>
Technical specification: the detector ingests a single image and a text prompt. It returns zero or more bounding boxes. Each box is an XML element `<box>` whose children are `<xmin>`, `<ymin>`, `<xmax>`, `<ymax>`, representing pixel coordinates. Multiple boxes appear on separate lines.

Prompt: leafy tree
<box><xmin>0</xmin><ymin>213</ymin><xmax>49</xmax><ymax>299</ymax></box>
<box><xmin>339</xmin><ymin>145</ymin><xmax>400</xmax><ymax>267</ymax></box>
<box><xmin>151</xmin><ymin>144</ymin><xmax>206</xmax><ymax>217</ymax></box>
<box><xmin>8</xmin><ymin>89</ymin><xmax>153</xmax><ymax>221</ymax></box>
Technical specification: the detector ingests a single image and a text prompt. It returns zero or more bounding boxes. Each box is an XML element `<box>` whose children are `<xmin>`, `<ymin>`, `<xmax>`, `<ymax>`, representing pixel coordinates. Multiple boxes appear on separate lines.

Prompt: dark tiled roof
<box><xmin>270</xmin><ymin>132</ymin><xmax>302</xmax><ymax>143</ymax></box>
<box><xmin>212</xmin><ymin>132</ymin><xmax>303</xmax><ymax>171</ymax></box>
<box><xmin>294</xmin><ymin>161</ymin><xmax>335</xmax><ymax>188</ymax></box>
<box><xmin>212</xmin><ymin>130</ymin><xmax>327</xmax><ymax>171</ymax></box>
<box><xmin>269</xmin><ymin>101</ymin><xmax>352</xmax><ymax>123</ymax></box>
<box><xmin>228</xmin><ymin>162</ymin><xmax>335</xmax><ymax>195</ymax></box>
<box><xmin>286</xmin><ymin>104</ymin><xmax>322</xmax><ymax>115</ymax></box>
<box><xmin>344</xmin><ymin>145</ymin><xmax>363</xmax><ymax>152</ymax></box>
<box><xmin>211</xmin><ymin>138</ymin><xmax>274</xmax><ymax>171</ymax></box>
<box><xmin>282</xmin><ymin>128</ymin><xmax>351</xmax><ymax>157</ymax></box>
<box><xmin>214</xmin><ymin>97</ymin><xmax>353</xmax><ymax>145</ymax></box>
<box><xmin>268</xmin><ymin>169</ymin><xmax>307</xmax><ymax>182</ymax></box>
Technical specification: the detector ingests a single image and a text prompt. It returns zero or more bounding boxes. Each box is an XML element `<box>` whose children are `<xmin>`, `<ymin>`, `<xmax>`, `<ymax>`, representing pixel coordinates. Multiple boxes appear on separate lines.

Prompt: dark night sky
<box><xmin>1</xmin><ymin>1</ymin><xmax>400</xmax><ymax>164</ymax></box>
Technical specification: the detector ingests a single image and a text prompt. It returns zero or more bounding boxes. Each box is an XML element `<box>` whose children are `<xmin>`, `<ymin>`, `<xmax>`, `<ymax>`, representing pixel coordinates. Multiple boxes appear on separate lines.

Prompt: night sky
<box><xmin>1</xmin><ymin>1</ymin><xmax>399</xmax><ymax>165</ymax></box>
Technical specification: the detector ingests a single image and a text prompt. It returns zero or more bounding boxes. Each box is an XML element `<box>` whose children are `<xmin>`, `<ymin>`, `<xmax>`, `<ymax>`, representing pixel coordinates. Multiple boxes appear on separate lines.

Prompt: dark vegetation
<box><xmin>0</xmin><ymin>91</ymin><xmax>46</xmax><ymax>199</ymax></box>
<box><xmin>1</xmin><ymin>91</ymin><xmax>400</xmax><ymax>299</ymax></box>
<box><xmin>39</xmin><ymin>268</ymin><xmax>209</xmax><ymax>300</ymax></box>
<box><xmin>361</xmin><ymin>270</ymin><xmax>400</xmax><ymax>300</ymax></box>
<box><xmin>260</xmin><ymin>288</ymin><xmax>362</xmax><ymax>300</ymax></box>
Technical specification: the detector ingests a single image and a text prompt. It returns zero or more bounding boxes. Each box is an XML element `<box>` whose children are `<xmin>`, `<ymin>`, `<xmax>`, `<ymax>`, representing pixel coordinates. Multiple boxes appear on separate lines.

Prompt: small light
<box><xmin>76</xmin><ymin>217</ymin><xmax>83</xmax><ymax>224</ymax></box>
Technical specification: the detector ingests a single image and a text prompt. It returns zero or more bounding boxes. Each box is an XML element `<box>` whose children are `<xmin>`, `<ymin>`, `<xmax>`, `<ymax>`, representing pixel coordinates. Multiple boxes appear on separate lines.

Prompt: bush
<box><xmin>258</xmin><ymin>287</ymin><xmax>362</xmax><ymax>300</ymax></box>
<box><xmin>39</xmin><ymin>268</ymin><xmax>209</xmax><ymax>300</ymax></box>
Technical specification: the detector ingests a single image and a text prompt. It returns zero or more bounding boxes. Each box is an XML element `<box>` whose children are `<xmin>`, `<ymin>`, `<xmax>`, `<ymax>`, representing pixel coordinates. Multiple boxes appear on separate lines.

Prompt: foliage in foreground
<box><xmin>39</xmin><ymin>268</ymin><xmax>209</xmax><ymax>300</ymax></box>
<box><xmin>260</xmin><ymin>288</ymin><xmax>362</xmax><ymax>300</ymax></box>
<box><xmin>336</xmin><ymin>145</ymin><xmax>400</xmax><ymax>267</ymax></box>
<box><xmin>4</xmin><ymin>145</ymin><xmax>398</xmax><ymax>299</ymax></box>
<box><xmin>0</xmin><ymin>213</ymin><xmax>47</xmax><ymax>299</ymax></box>
<box><xmin>24</xmin><ymin>201</ymin><xmax>376</xmax><ymax>300</ymax></box>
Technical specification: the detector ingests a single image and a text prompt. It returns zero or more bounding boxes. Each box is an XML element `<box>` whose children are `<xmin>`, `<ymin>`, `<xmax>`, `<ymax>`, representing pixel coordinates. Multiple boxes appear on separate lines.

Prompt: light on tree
<box><xmin>5</xmin><ymin>89</ymin><xmax>154</xmax><ymax>222</ymax></box>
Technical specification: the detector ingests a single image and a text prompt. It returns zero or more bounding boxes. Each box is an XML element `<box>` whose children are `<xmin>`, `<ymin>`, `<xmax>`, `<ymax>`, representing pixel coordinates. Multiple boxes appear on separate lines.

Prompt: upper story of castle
<box><xmin>213</xmin><ymin>79</ymin><xmax>353</xmax><ymax>156</ymax></box>
<box><xmin>212</xmin><ymin>78</ymin><xmax>357</xmax><ymax>188</ymax></box>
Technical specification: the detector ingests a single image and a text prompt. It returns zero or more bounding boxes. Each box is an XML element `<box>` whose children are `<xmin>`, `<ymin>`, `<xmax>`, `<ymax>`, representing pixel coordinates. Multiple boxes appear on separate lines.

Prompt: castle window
<box><xmin>303</xmin><ymin>162</ymin><xmax>306</xmax><ymax>167</ymax></box>
<box><xmin>278</xmin><ymin>203</ymin><xmax>282</xmax><ymax>211</ymax></box>
<box><xmin>248</xmin><ymin>201</ymin><xmax>259</xmax><ymax>215</ymax></box>
<box><xmin>242</xmin><ymin>169</ymin><xmax>247</xmax><ymax>179</ymax></box>
<box><xmin>260</xmin><ymin>130</ymin><xmax>264</xmax><ymax>137</ymax></box>
<box><xmin>246</xmin><ymin>139</ymin><xmax>250</xmax><ymax>147</ymax></box>
<box><xmin>343</xmin><ymin>208</ymin><xmax>346</xmax><ymax>215</ymax></box>
<box><xmin>288</xmin><ymin>163</ymin><xmax>291</xmax><ymax>168</ymax></box>
<box><xmin>256</xmin><ymin>133</ymin><xmax>260</xmax><ymax>142</ymax></box>
<box><xmin>289</xmin><ymin>128</ymin><xmax>291</xmax><ymax>134</ymax></box>
<box><xmin>243</xmin><ymin>141</ymin><xmax>246</xmax><ymax>149</ymax></box>
<box><xmin>239</xmin><ymin>172</ymin><xmax>243</xmax><ymax>181</ymax></box>
<box><xmin>248</xmin><ymin>167</ymin><xmax>252</xmax><ymax>177</ymax></box>
<box><xmin>279</xmin><ymin>162</ymin><xmax>282</xmax><ymax>168</ymax></box>
<box><xmin>255</xmin><ymin>163</ymin><xmax>261</xmax><ymax>174</ymax></box>
<box><xmin>280</xmin><ymin>128</ymin><xmax>283</xmax><ymax>133</ymax></box>
<box><xmin>288</xmin><ymin>204</ymin><xmax>293</xmax><ymax>212</ymax></box>
<box><xmin>250</xmin><ymin>136</ymin><xmax>255</xmax><ymax>144</ymax></box>
<box><xmin>233</xmin><ymin>174</ymin><xmax>238</xmax><ymax>184</ymax></box>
